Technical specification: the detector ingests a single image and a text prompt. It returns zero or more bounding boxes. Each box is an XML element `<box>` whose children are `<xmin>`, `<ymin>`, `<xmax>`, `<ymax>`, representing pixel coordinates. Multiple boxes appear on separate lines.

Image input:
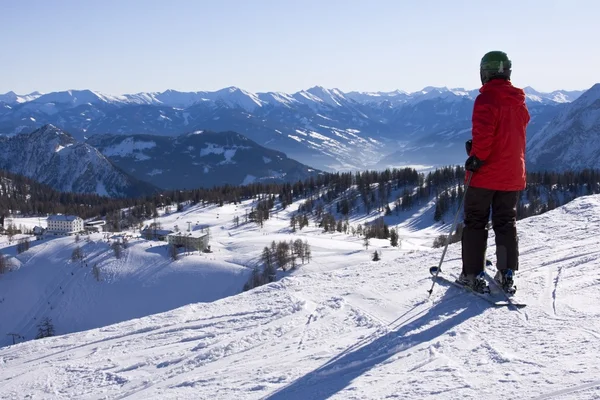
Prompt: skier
<box><xmin>458</xmin><ymin>51</ymin><xmax>530</xmax><ymax>293</ymax></box>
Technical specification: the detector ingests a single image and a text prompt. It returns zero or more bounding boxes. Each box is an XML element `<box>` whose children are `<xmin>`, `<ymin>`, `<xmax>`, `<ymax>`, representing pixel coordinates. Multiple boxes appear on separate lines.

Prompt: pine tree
<box><xmin>71</xmin><ymin>246</ymin><xmax>84</xmax><ymax>261</ymax></box>
<box><xmin>390</xmin><ymin>228</ymin><xmax>399</xmax><ymax>247</ymax></box>
<box><xmin>372</xmin><ymin>251</ymin><xmax>380</xmax><ymax>261</ymax></box>
<box><xmin>35</xmin><ymin>317</ymin><xmax>55</xmax><ymax>339</ymax></box>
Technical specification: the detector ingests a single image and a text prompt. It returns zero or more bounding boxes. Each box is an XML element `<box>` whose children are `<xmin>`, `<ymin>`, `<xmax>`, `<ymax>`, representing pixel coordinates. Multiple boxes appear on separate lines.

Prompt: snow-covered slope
<box><xmin>528</xmin><ymin>83</ymin><xmax>600</xmax><ymax>171</ymax></box>
<box><xmin>1</xmin><ymin>192</ymin><xmax>599</xmax><ymax>399</ymax></box>
<box><xmin>0</xmin><ymin>86</ymin><xmax>585</xmax><ymax>172</ymax></box>
<box><xmin>87</xmin><ymin>130</ymin><xmax>321</xmax><ymax>189</ymax></box>
<box><xmin>0</xmin><ymin>124</ymin><xmax>157</xmax><ymax>197</ymax></box>
<box><xmin>0</xmin><ymin>190</ymin><xmax>434</xmax><ymax>349</ymax></box>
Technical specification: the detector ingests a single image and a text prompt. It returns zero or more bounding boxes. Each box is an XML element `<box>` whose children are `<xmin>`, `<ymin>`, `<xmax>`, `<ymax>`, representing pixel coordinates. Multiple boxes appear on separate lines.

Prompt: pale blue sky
<box><xmin>1</xmin><ymin>0</ymin><xmax>598</xmax><ymax>95</ymax></box>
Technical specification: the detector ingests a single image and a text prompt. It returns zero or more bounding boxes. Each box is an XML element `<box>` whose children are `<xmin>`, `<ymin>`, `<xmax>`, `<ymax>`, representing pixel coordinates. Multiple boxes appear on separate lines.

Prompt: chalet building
<box><xmin>167</xmin><ymin>230</ymin><xmax>209</xmax><ymax>252</ymax></box>
<box><xmin>33</xmin><ymin>226</ymin><xmax>45</xmax><ymax>236</ymax></box>
<box><xmin>46</xmin><ymin>215</ymin><xmax>84</xmax><ymax>235</ymax></box>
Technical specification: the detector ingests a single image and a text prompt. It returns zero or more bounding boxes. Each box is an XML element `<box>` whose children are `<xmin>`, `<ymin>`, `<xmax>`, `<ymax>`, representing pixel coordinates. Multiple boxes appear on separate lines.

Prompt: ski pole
<box><xmin>427</xmin><ymin>171</ymin><xmax>473</xmax><ymax>296</ymax></box>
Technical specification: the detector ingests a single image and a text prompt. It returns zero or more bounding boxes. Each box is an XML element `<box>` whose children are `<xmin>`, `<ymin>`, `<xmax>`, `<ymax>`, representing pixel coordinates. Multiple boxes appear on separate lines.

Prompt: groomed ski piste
<box><xmin>0</xmin><ymin>195</ymin><xmax>599</xmax><ymax>399</ymax></box>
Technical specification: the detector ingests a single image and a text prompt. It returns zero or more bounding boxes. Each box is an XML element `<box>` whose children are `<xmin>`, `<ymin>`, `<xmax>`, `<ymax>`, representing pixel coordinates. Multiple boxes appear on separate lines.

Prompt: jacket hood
<box><xmin>480</xmin><ymin>79</ymin><xmax>526</xmax><ymax>106</ymax></box>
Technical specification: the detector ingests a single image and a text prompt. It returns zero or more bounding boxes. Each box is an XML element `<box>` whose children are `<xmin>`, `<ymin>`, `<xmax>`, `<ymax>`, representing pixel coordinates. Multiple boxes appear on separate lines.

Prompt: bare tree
<box><xmin>17</xmin><ymin>238</ymin><xmax>30</xmax><ymax>254</ymax></box>
<box><xmin>303</xmin><ymin>240</ymin><xmax>311</xmax><ymax>262</ymax></box>
<box><xmin>0</xmin><ymin>252</ymin><xmax>9</xmax><ymax>274</ymax></box>
<box><xmin>289</xmin><ymin>240</ymin><xmax>297</xmax><ymax>269</ymax></box>
<box><xmin>261</xmin><ymin>247</ymin><xmax>276</xmax><ymax>283</ymax></box>
<box><xmin>293</xmin><ymin>239</ymin><xmax>305</xmax><ymax>264</ymax></box>
<box><xmin>111</xmin><ymin>242</ymin><xmax>122</xmax><ymax>259</ymax></box>
<box><xmin>168</xmin><ymin>244</ymin><xmax>179</xmax><ymax>261</ymax></box>
<box><xmin>92</xmin><ymin>263</ymin><xmax>101</xmax><ymax>282</ymax></box>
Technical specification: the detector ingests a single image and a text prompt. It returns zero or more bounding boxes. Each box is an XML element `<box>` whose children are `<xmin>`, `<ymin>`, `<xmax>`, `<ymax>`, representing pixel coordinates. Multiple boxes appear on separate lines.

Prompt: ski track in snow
<box><xmin>0</xmin><ymin>196</ymin><xmax>600</xmax><ymax>399</ymax></box>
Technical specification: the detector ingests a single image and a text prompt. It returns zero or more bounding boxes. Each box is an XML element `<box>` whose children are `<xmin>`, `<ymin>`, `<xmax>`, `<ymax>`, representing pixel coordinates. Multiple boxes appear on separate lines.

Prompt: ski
<box><xmin>483</xmin><ymin>260</ymin><xmax>527</xmax><ymax>308</ymax></box>
<box><xmin>429</xmin><ymin>266</ymin><xmax>515</xmax><ymax>308</ymax></box>
<box><xmin>484</xmin><ymin>271</ymin><xmax>526</xmax><ymax>309</ymax></box>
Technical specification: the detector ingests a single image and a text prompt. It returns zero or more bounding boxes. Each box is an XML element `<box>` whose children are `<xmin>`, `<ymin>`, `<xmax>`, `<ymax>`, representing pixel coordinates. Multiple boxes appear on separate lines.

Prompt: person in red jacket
<box><xmin>457</xmin><ymin>51</ymin><xmax>530</xmax><ymax>294</ymax></box>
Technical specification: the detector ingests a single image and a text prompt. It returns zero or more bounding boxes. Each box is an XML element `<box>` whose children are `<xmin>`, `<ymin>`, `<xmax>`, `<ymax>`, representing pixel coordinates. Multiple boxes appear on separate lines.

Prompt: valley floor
<box><xmin>0</xmin><ymin>196</ymin><xmax>599</xmax><ymax>399</ymax></box>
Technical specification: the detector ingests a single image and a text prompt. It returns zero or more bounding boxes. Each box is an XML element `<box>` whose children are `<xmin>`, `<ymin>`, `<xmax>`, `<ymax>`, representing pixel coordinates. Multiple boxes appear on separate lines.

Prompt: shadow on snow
<box><xmin>264</xmin><ymin>283</ymin><xmax>488</xmax><ymax>400</ymax></box>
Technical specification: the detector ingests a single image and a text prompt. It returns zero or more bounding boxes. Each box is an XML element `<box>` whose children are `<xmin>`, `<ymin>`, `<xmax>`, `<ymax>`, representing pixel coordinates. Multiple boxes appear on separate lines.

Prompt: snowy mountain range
<box><xmin>86</xmin><ymin>130</ymin><xmax>321</xmax><ymax>189</ymax></box>
<box><xmin>0</xmin><ymin>86</ymin><xmax>587</xmax><ymax>172</ymax></box>
<box><xmin>0</xmin><ymin>125</ymin><xmax>158</xmax><ymax>197</ymax></box>
<box><xmin>527</xmin><ymin>83</ymin><xmax>600</xmax><ymax>171</ymax></box>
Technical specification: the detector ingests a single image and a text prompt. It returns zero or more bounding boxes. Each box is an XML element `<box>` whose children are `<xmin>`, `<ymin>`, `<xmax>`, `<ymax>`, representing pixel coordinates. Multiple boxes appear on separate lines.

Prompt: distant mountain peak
<box><xmin>0</xmin><ymin>125</ymin><xmax>156</xmax><ymax>197</ymax></box>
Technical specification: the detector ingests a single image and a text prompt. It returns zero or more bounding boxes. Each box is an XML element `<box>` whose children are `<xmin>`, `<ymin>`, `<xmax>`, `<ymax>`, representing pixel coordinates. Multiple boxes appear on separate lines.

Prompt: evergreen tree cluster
<box><xmin>243</xmin><ymin>239</ymin><xmax>312</xmax><ymax>291</ymax></box>
<box><xmin>16</xmin><ymin>237</ymin><xmax>30</xmax><ymax>254</ymax></box>
<box><xmin>432</xmin><ymin>167</ymin><xmax>600</xmax><ymax>222</ymax></box>
<box><xmin>35</xmin><ymin>317</ymin><xmax>55</xmax><ymax>339</ymax></box>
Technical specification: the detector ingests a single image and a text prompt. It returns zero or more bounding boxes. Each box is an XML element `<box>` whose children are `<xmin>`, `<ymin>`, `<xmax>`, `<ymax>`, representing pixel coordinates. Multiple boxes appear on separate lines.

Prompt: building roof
<box><xmin>85</xmin><ymin>220</ymin><xmax>106</xmax><ymax>226</ymax></box>
<box><xmin>142</xmin><ymin>227</ymin><xmax>173</xmax><ymax>236</ymax></box>
<box><xmin>167</xmin><ymin>230</ymin><xmax>208</xmax><ymax>239</ymax></box>
<box><xmin>48</xmin><ymin>215</ymin><xmax>81</xmax><ymax>222</ymax></box>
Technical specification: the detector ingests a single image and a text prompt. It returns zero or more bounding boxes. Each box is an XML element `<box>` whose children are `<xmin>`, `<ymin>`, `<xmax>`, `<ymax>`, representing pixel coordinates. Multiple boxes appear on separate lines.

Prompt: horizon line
<box><xmin>2</xmin><ymin>83</ymin><xmax>594</xmax><ymax>98</ymax></box>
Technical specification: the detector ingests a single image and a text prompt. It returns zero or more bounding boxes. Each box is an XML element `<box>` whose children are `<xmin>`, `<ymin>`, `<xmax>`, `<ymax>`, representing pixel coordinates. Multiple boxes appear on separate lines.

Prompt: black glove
<box><xmin>465</xmin><ymin>139</ymin><xmax>472</xmax><ymax>156</ymax></box>
<box><xmin>465</xmin><ymin>155</ymin><xmax>483</xmax><ymax>172</ymax></box>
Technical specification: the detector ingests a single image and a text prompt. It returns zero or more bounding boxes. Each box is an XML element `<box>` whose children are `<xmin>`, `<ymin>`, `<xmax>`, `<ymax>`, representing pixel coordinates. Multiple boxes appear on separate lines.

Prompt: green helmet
<box><xmin>480</xmin><ymin>51</ymin><xmax>512</xmax><ymax>84</ymax></box>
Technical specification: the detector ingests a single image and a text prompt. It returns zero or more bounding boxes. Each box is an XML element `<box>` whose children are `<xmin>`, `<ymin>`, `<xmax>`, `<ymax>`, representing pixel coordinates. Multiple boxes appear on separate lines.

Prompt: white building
<box><xmin>46</xmin><ymin>215</ymin><xmax>84</xmax><ymax>235</ymax></box>
<box><xmin>167</xmin><ymin>230</ymin><xmax>209</xmax><ymax>252</ymax></box>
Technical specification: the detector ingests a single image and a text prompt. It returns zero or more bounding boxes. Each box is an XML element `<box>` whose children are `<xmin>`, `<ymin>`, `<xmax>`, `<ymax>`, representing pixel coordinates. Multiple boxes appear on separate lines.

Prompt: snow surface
<box><xmin>1</xmin><ymin>193</ymin><xmax>600</xmax><ymax>398</ymax></box>
<box><xmin>242</xmin><ymin>175</ymin><xmax>257</xmax><ymax>185</ymax></box>
<box><xmin>101</xmin><ymin>138</ymin><xmax>156</xmax><ymax>159</ymax></box>
<box><xmin>3</xmin><ymin>217</ymin><xmax>47</xmax><ymax>230</ymax></box>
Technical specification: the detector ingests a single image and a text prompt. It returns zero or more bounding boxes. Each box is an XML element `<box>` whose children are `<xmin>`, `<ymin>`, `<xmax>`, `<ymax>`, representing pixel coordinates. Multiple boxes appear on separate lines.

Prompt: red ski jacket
<box><xmin>468</xmin><ymin>79</ymin><xmax>530</xmax><ymax>191</ymax></box>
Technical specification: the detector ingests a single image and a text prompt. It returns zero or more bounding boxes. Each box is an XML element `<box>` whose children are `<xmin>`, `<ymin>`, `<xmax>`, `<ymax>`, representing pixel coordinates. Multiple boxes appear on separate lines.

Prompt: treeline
<box><xmin>1</xmin><ymin>167</ymin><xmax>432</xmax><ymax>231</ymax></box>
<box><xmin>4</xmin><ymin>166</ymin><xmax>599</xmax><ymax>233</ymax></box>
<box><xmin>433</xmin><ymin>168</ymin><xmax>600</xmax><ymax>222</ymax></box>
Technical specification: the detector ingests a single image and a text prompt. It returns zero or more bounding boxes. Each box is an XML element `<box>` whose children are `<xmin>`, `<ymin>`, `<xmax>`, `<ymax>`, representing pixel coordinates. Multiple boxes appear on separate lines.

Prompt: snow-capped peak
<box><xmin>523</xmin><ymin>86</ymin><xmax>586</xmax><ymax>104</ymax></box>
<box><xmin>210</xmin><ymin>86</ymin><xmax>266</xmax><ymax>111</ymax></box>
<box><xmin>0</xmin><ymin>91</ymin><xmax>43</xmax><ymax>104</ymax></box>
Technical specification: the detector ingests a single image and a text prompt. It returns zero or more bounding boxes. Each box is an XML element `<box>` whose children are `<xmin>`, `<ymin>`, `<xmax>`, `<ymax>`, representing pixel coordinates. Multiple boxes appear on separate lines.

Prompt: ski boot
<box><xmin>494</xmin><ymin>269</ymin><xmax>516</xmax><ymax>295</ymax></box>
<box><xmin>456</xmin><ymin>272</ymin><xmax>490</xmax><ymax>294</ymax></box>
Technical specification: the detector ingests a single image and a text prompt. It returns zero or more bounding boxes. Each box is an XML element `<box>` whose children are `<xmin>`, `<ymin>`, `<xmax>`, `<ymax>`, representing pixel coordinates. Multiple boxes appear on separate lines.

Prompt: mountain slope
<box><xmin>1</xmin><ymin>195</ymin><xmax>598</xmax><ymax>399</ymax></box>
<box><xmin>527</xmin><ymin>83</ymin><xmax>600</xmax><ymax>171</ymax></box>
<box><xmin>0</xmin><ymin>229</ymin><xmax>251</xmax><ymax>349</ymax></box>
<box><xmin>87</xmin><ymin>130</ymin><xmax>321</xmax><ymax>189</ymax></box>
<box><xmin>0</xmin><ymin>124</ymin><xmax>157</xmax><ymax>197</ymax></box>
<box><xmin>0</xmin><ymin>86</ymin><xmax>585</xmax><ymax>172</ymax></box>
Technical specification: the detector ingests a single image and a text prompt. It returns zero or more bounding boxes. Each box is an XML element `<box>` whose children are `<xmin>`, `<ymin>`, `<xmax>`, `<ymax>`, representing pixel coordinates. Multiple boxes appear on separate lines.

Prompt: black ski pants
<box><xmin>461</xmin><ymin>186</ymin><xmax>520</xmax><ymax>275</ymax></box>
